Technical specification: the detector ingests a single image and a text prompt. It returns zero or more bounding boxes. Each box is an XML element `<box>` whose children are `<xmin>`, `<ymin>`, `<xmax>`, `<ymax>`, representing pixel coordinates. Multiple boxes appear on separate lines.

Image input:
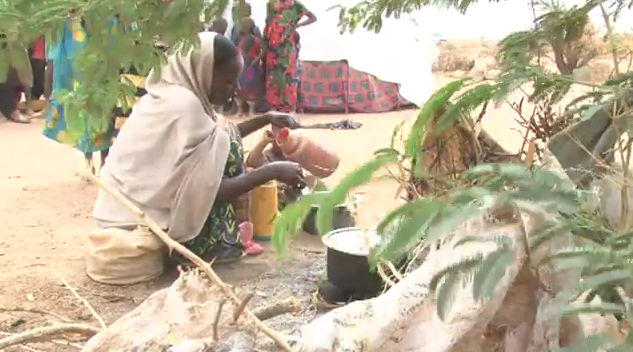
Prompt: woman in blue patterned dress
<box><xmin>44</xmin><ymin>17</ymin><xmax>116</xmax><ymax>174</ymax></box>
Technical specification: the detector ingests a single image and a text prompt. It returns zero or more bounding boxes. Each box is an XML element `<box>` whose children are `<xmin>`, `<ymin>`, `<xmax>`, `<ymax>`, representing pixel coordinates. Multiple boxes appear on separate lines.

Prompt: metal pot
<box><xmin>322</xmin><ymin>227</ymin><xmax>389</xmax><ymax>297</ymax></box>
<box><xmin>302</xmin><ymin>204</ymin><xmax>356</xmax><ymax>235</ymax></box>
<box><xmin>301</xmin><ymin>192</ymin><xmax>358</xmax><ymax>235</ymax></box>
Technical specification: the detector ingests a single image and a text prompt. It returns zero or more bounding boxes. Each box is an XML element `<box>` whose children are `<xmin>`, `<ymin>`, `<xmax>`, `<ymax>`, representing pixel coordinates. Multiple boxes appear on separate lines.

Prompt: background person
<box><xmin>263</xmin><ymin>0</ymin><xmax>316</xmax><ymax>113</ymax></box>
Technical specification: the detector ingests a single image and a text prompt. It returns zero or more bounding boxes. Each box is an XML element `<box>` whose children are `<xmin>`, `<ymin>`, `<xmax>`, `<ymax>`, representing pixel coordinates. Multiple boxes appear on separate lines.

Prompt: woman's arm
<box><xmin>296</xmin><ymin>13</ymin><xmax>316</xmax><ymax>28</ymax></box>
<box><xmin>215</xmin><ymin>163</ymin><xmax>276</xmax><ymax>202</ymax></box>
<box><xmin>296</xmin><ymin>2</ymin><xmax>317</xmax><ymax>28</ymax></box>
<box><xmin>245</xmin><ymin>138</ymin><xmax>272</xmax><ymax>169</ymax></box>
<box><xmin>237</xmin><ymin>114</ymin><xmax>269</xmax><ymax>138</ymax></box>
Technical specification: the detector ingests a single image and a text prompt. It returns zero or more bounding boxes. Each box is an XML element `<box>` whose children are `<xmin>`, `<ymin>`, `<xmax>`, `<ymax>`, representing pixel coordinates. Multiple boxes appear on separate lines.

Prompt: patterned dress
<box><xmin>264</xmin><ymin>0</ymin><xmax>308</xmax><ymax>113</ymax></box>
<box><xmin>183</xmin><ymin>125</ymin><xmax>246</xmax><ymax>261</ymax></box>
<box><xmin>237</xmin><ymin>33</ymin><xmax>264</xmax><ymax>102</ymax></box>
<box><xmin>44</xmin><ymin>19</ymin><xmax>115</xmax><ymax>154</ymax></box>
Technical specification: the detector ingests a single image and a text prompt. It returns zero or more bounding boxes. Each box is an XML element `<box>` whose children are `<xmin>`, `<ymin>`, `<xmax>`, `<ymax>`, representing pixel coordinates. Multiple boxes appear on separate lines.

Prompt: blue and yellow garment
<box><xmin>44</xmin><ymin>18</ymin><xmax>117</xmax><ymax>153</ymax></box>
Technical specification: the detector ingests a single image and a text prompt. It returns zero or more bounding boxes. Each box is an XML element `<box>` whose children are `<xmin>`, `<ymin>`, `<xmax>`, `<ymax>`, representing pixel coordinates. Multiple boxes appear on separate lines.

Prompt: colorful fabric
<box><xmin>298</xmin><ymin>61</ymin><xmax>410</xmax><ymax>113</ymax></box>
<box><xmin>237</xmin><ymin>34</ymin><xmax>264</xmax><ymax>101</ymax></box>
<box><xmin>31</xmin><ymin>36</ymin><xmax>46</xmax><ymax>60</ymax></box>
<box><xmin>295</xmin><ymin>37</ymin><xmax>304</xmax><ymax>110</ymax></box>
<box><xmin>183</xmin><ymin>130</ymin><xmax>245</xmax><ymax>257</ymax></box>
<box><xmin>264</xmin><ymin>0</ymin><xmax>307</xmax><ymax>112</ymax></box>
<box><xmin>43</xmin><ymin>19</ymin><xmax>115</xmax><ymax>154</ymax></box>
<box><xmin>230</xmin><ymin>24</ymin><xmax>262</xmax><ymax>46</ymax></box>
<box><xmin>113</xmin><ymin>72</ymin><xmax>146</xmax><ymax>133</ymax></box>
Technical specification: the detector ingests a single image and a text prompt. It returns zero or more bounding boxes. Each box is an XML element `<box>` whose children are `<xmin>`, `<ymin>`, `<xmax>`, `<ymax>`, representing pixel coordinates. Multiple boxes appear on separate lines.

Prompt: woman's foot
<box><xmin>6</xmin><ymin>110</ymin><xmax>31</xmax><ymax>124</ymax></box>
<box><xmin>205</xmin><ymin>244</ymin><xmax>246</xmax><ymax>263</ymax></box>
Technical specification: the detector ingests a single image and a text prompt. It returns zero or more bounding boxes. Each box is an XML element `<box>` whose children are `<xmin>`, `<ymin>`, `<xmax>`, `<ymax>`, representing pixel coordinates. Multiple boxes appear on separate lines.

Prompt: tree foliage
<box><xmin>4</xmin><ymin>0</ymin><xmax>633</xmax><ymax>348</ymax></box>
<box><xmin>274</xmin><ymin>0</ymin><xmax>633</xmax><ymax>349</ymax></box>
<box><xmin>0</xmin><ymin>0</ymin><xmax>225</xmax><ymax>139</ymax></box>
<box><xmin>497</xmin><ymin>1</ymin><xmax>600</xmax><ymax>75</ymax></box>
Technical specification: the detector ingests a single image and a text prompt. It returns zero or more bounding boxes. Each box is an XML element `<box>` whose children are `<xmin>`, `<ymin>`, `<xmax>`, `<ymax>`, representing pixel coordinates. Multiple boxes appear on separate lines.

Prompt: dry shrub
<box><xmin>433</xmin><ymin>38</ymin><xmax>498</xmax><ymax>73</ymax></box>
<box><xmin>407</xmin><ymin>108</ymin><xmax>520</xmax><ymax>200</ymax></box>
<box><xmin>613</xmin><ymin>32</ymin><xmax>633</xmax><ymax>54</ymax></box>
<box><xmin>433</xmin><ymin>52</ymin><xmax>476</xmax><ymax>72</ymax></box>
<box><xmin>586</xmin><ymin>60</ymin><xmax>613</xmax><ymax>83</ymax></box>
<box><xmin>552</xmin><ymin>21</ymin><xmax>603</xmax><ymax>74</ymax></box>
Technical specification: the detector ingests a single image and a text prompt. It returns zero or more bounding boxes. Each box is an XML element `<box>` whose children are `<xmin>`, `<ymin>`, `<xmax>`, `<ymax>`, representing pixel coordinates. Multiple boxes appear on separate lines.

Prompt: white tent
<box><xmin>226</xmin><ymin>0</ymin><xmax>437</xmax><ymax>110</ymax></box>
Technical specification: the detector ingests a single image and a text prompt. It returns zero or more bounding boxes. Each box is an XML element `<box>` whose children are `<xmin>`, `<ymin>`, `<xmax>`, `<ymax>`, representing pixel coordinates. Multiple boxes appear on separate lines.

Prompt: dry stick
<box><xmin>386</xmin><ymin>261</ymin><xmax>403</xmax><ymax>281</ymax></box>
<box><xmin>15</xmin><ymin>344</ymin><xmax>42</xmax><ymax>352</ymax></box>
<box><xmin>232</xmin><ymin>293</ymin><xmax>255</xmax><ymax>323</ymax></box>
<box><xmin>85</xmin><ymin>173</ymin><xmax>296</xmax><ymax>352</ymax></box>
<box><xmin>525</xmin><ymin>139</ymin><xmax>537</xmax><ymax>168</ymax></box>
<box><xmin>0</xmin><ymin>324</ymin><xmax>100</xmax><ymax>350</ymax></box>
<box><xmin>59</xmin><ymin>275</ymin><xmax>107</xmax><ymax>330</ymax></box>
<box><xmin>0</xmin><ymin>332</ymin><xmax>83</xmax><ymax>350</ymax></box>
<box><xmin>213</xmin><ymin>299</ymin><xmax>227</xmax><ymax>342</ymax></box>
<box><xmin>0</xmin><ymin>308</ymin><xmax>72</xmax><ymax>323</ymax></box>
<box><xmin>251</xmin><ymin>298</ymin><xmax>301</xmax><ymax>322</ymax></box>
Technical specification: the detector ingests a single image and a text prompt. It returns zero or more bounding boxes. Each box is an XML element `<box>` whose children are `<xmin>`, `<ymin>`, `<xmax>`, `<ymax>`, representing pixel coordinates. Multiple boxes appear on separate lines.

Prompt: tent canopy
<box><xmin>226</xmin><ymin>0</ymin><xmax>437</xmax><ymax>107</ymax></box>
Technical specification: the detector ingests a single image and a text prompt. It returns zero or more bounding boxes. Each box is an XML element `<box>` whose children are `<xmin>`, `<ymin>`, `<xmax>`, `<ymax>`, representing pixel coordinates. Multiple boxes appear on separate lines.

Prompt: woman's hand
<box><xmin>261</xmin><ymin>129</ymin><xmax>275</xmax><ymax>144</ymax></box>
<box><xmin>267</xmin><ymin>111</ymin><xmax>300</xmax><ymax>129</ymax></box>
<box><xmin>265</xmin><ymin>161</ymin><xmax>305</xmax><ymax>188</ymax></box>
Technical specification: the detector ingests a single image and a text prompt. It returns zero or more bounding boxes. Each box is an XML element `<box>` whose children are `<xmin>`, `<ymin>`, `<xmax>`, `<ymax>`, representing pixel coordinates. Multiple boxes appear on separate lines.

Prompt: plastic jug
<box><xmin>276</xmin><ymin>127</ymin><xmax>340</xmax><ymax>178</ymax></box>
<box><xmin>249</xmin><ymin>180</ymin><xmax>278</xmax><ymax>242</ymax></box>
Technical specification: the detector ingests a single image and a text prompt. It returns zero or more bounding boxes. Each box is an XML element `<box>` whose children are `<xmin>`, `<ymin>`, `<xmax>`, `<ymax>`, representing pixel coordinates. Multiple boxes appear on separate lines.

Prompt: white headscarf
<box><xmin>94</xmin><ymin>32</ymin><xmax>233</xmax><ymax>243</ymax></box>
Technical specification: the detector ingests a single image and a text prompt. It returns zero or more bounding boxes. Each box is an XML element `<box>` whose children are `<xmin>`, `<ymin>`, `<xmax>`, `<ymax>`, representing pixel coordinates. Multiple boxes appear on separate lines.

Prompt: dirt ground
<box><xmin>0</xmin><ymin>109</ymin><xmax>420</xmax><ymax>349</ymax></box>
<box><xmin>0</xmin><ymin>72</ymin><xmax>531</xmax><ymax>350</ymax></box>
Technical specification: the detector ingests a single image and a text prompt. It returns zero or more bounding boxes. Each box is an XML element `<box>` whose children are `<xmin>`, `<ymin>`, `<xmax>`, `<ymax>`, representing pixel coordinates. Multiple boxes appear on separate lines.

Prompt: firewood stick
<box><xmin>0</xmin><ymin>331</ymin><xmax>84</xmax><ymax>349</ymax></box>
<box><xmin>233</xmin><ymin>293</ymin><xmax>254</xmax><ymax>323</ymax></box>
<box><xmin>60</xmin><ymin>275</ymin><xmax>107</xmax><ymax>329</ymax></box>
<box><xmin>251</xmin><ymin>298</ymin><xmax>301</xmax><ymax>321</ymax></box>
<box><xmin>0</xmin><ymin>324</ymin><xmax>99</xmax><ymax>350</ymax></box>
<box><xmin>86</xmin><ymin>173</ymin><xmax>296</xmax><ymax>352</ymax></box>
<box><xmin>213</xmin><ymin>299</ymin><xmax>227</xmax><ymax>341</ymax></box>
<box><xmin>0</xmin><ymin>308</ymin><xmax>72</xmax><ymax>323</ymax></box>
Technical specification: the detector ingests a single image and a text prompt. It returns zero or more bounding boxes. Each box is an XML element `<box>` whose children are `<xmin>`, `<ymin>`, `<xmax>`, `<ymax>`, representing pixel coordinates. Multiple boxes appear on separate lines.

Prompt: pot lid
<box><xmin>321</xmin><ymin>227</ymin><xmax>381</xmax><ymax>256</ymax></box>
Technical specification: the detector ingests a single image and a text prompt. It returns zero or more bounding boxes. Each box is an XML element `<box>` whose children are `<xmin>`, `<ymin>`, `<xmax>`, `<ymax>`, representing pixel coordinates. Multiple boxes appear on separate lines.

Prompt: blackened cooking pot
<box><xmin>322</xmin><ymin>227</ymin><xmax>402</xmax><ymax>297</ymax></box>
<box><xmin>302</xmin><ymin>204</ymin><xmax>356</xmax><ymax>235</ymax></box>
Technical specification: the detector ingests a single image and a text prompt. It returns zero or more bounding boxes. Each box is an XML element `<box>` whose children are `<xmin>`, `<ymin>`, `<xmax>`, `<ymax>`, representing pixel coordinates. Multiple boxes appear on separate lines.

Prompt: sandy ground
<box><xmin>0</xmin><ymin>75</ymin><xmax>528</xmax><ymax>350</ymax></box>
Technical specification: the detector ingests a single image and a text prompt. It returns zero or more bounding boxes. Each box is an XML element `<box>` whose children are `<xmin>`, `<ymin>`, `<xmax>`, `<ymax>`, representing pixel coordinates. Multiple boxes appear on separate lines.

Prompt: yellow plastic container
<box><xmin>249</xmin><ymin>180</ymin><xmax>278</xmax><ymax>242</ymax></box>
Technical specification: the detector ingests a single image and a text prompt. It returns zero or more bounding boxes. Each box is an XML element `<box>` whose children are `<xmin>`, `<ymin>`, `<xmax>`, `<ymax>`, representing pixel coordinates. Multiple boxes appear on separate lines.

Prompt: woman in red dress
<box><xmin>263</xmin><ymin>0</ymin><xmax>316</xmax><ymax>113</ymax></box>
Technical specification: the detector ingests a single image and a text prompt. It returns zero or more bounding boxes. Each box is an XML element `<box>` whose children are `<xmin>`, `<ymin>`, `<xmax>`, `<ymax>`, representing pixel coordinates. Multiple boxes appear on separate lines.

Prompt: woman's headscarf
<box><xmin>93</xmin><ymin>32</ymin><xmax>232</xmax><ymax>243</ymax></box>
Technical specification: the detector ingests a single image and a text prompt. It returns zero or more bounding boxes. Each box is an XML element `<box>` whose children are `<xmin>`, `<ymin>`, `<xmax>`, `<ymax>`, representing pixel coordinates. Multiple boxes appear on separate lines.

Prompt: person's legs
<box><xmin>180</xmin><ymin>202</ymin><xmax>245</xmax><ymax>264</ymax></box>
<box><xmin>7</xmin><ymin>86</ymin><xmax>30</xmax><ymax>123</ymax></box>
<box><xmin>22</xmin><ymin>86</ymin><xmax>34</xmax><ymax>115</ymax></box>
<box><xmin>30</xmin><ymin>59</ymin><xmax>46</xmax><ymax>101</ymax></box>
<box><xmin>0</xmin><ymin>81</ymin><xmax>14</xmax><ymax>119</ymax></box>
<box><xmin>84</xmin><ymin>152</ymin><xmax>96</xmax><ymax>176</ymax></box>
<box><xmin>178</xmin><ymin>138</ymin><xmax>246</xmax><ymax>265</ymax></box>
